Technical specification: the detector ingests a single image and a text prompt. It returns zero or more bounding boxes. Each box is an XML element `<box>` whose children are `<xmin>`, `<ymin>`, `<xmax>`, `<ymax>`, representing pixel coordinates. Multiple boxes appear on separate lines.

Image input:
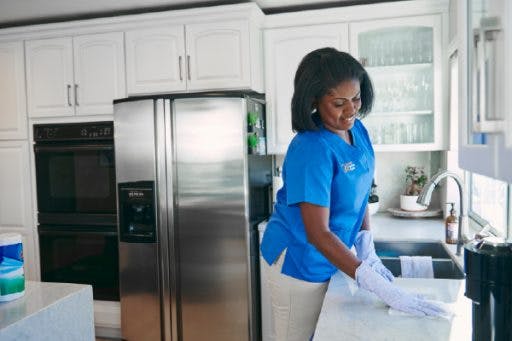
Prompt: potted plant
<box><xmin>400</xmin><ymin>165</ymin><xmax>428</xmax><ymax>211</ymax></box>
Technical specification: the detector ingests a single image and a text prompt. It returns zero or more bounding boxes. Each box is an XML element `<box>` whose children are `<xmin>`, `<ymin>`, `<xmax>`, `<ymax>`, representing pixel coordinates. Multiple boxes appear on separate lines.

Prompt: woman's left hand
<box><xmin>354</xmin><ymin>230</ymin><xmax>394</xmax><ymax>282</ymax></box>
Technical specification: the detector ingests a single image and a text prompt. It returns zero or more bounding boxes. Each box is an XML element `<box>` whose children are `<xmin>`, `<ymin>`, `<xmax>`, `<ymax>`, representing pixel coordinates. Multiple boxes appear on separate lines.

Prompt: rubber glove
<box><xmin>355</xmin><ymin>260</ymin><xmax>451</xmax><ymax>317</ymax></box>
<box><xmin>354</xmin><ymin>230</ymin><xmax>394</xmax><ymax>282</ymax></box>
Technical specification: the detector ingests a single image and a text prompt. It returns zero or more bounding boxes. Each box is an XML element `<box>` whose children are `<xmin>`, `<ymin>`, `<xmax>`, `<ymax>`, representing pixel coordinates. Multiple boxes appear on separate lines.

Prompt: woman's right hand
<box><xmin>355</xmin><ymin>260</ymin><xmax>451</xmax><ymax>317</ymax></box>
<box><xmin>354</xmin><ymin>230</ymin><xmax>394</xmax><ymax>282</ymax></box>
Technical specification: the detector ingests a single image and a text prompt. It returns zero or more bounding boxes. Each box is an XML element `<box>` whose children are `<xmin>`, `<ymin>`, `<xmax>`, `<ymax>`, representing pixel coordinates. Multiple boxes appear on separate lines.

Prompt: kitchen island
<box><xmin>313</xmin><ymin>213</ymin><xmax>473</xmax><ymax>340</ymax></box>
<box><xmin>0</xmin><ymin>281</ymin><xmax>94</xmax><ymax>341</ymax></box>
<box><xmin>313</xmin><ymin>272</ymin><xmax>471</xmax><ymax>340</ymax></box>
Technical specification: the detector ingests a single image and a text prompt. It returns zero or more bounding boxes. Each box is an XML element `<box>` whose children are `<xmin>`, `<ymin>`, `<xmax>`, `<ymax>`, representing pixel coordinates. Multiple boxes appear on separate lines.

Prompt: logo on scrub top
<box><xmin>342</xmin><ymin>161</ymin><xmax>356</xmax><ymax>173</ymax></box>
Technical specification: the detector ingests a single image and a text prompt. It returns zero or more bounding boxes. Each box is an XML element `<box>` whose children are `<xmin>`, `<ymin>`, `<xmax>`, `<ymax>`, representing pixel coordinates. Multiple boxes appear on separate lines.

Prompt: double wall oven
<box><xmin>34</xmin><ymin>122</ymin><xmax>119</xmax><ymax>301</ymax></box>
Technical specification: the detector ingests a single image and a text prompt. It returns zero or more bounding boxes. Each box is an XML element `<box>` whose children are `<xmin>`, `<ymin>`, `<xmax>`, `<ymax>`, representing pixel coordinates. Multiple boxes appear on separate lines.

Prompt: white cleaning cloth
<box><xmin>400</xmin><ymin>256</ymin><xmax>434</xmax><ymax>278</ymax></box>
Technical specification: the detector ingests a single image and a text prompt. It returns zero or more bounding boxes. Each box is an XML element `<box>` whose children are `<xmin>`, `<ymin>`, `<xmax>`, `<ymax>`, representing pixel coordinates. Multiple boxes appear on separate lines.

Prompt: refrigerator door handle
<box><xmin>155</xmin><ymin>98</ymin><xmax>178</xmax><ymax>341</ymax></box>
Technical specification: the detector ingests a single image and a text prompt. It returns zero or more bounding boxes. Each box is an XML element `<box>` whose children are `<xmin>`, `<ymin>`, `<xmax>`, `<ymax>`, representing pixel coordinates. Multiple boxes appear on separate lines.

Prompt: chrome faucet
<box><xmin>417</xmin><ymin>170</ymin><xmax>469</xmax><ymax>256</ymax></box>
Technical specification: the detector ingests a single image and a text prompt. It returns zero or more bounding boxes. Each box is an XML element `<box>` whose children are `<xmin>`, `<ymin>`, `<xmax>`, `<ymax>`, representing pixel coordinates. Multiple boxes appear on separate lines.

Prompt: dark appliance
<box><xmin>464</xmin><ymin>236</ymin><xmax>512</xmax><ymax>341</ymax></box>
<box><xmin>34</xmin><ymin>122</ymin><xmax>119</xmax><ymax>301</ymax></box>
<box><xmin>114</xmin><ymin>92</ymin><xmax>272</xmax><ymax>341</ymax></box>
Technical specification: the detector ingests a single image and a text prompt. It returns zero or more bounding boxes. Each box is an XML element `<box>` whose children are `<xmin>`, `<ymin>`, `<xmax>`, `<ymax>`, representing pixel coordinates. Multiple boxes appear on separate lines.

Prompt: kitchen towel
<box><xmin>399</xmin><ymin>255</ymin><xmax>434</xmax><ymax>278</ymax></box>
<box><xmin>0</xmin><ymin>233</ymin><xmax>25</xmax><ymax>302</ymax></box>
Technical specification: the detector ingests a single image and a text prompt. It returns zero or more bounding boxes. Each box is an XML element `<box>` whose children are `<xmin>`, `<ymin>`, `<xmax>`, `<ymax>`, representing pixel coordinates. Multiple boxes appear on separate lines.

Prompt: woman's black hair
<box><xmin>291</xmin><ymin>47</ymin><xmax>374</xmax><ymax>132</ymax></box>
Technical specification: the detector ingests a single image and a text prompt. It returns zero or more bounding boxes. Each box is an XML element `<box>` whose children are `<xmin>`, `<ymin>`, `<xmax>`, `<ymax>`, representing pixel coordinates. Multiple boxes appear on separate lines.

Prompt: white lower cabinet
<box><xmin>0</xmin><ymin>141</ymin><xmax>37</xmax><ymax>280</ymax></box>
<box><xmin>264</xmin><ymin>24</ymin><xmax>349</xmax><ymax>154</ymax></box>
<box><xmin>0</xmin><ymin>41</ymin><xmax>27</xmax><ymax>140</ymax></box>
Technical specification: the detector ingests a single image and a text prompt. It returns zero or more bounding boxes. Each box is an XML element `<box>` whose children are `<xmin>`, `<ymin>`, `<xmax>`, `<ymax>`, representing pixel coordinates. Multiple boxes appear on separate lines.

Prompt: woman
<box><xmin>260</xmin><ymin>47</ymin><xmax>448</xmax><ymax>340</ymax></box>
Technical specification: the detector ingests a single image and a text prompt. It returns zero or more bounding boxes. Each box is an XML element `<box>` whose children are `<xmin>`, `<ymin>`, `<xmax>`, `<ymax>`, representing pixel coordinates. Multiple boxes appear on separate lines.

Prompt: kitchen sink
<box><xmin>374</xmin><ymin>240</ymin><xmax>465</xmax><ymax>279</ymax></box>
<box><xmin>380</xmin><ymin>258</ymin><xmax>465</xmax><ymax>279</ymax></box>
<box><xmin>375</xmin><ymin>240</ymin><xmax>453</xmax><ymax>259</ymax></box>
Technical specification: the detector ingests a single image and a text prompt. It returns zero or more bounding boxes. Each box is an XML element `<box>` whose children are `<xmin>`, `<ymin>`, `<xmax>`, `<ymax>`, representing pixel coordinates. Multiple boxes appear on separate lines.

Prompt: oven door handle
<box><xmin>38</xmin><ymin>228</ymin><xmax>117</xmax><ymax>237</ymax></box>
<box><xmin>34</xmin><ymin>144</ymin><xmax>113</xmax><ymax>153</ymax></box>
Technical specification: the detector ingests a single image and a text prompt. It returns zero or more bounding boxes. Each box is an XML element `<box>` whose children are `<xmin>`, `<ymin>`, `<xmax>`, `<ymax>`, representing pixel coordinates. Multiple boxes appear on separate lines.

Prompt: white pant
<box><xmin>263</xmin><ymin>250</ymin><xmax>329</xmax><ymax>341</ymax></box>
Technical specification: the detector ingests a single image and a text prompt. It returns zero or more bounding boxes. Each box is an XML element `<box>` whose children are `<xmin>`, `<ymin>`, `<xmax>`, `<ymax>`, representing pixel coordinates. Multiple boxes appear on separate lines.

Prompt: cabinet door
<box><xmin>264</xmin><ymin>24</ymin><xmax>349</xmax><ymax>154</ymax></box>
<box><xmin>185</xmin><ymin>20</ymin><xmax>251</xmax><ymax>91</ymax></box>
<box><xmin>73</xmin><ymin>32</ymin><xmax>126</xmax><ymax>115</ymax></box>
<box><xmin>350</xmin><ymin>15</ymin><xmax>445</xmax><ymax>152</ymax></box>
<box><xmin>0</xmin><ymin>42</ymin><xmax>27</xmax><ymax>139</ymax></box>
<box><xmin>25</xmin><ymin>38</ymin><xmax>74</xmax><ymax>117</ymax></box>
<box><xmin>458</xmin><ymin>0</ymin><xmax>512</xmax><ymax>182</ymax></box>
<box><xmin>126</xmin><ymin>26</ymin><xmax>186</xmax><ymax>95</ymax></box>
<box><xmin>0</xmin><ymin>141</ymin><xmax>37</xmax><ymax>279</ymax></box>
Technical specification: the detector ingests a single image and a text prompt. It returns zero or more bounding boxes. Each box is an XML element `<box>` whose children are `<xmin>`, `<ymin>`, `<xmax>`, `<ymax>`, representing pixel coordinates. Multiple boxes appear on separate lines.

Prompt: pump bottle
<box><xmin>445</xmin><ymin>203</ymin><xmax>458</xmax><ymax>244</ymax></box>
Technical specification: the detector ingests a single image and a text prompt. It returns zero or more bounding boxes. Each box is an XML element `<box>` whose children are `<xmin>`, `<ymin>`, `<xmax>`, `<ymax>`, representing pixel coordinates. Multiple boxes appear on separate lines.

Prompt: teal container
<box><xmin>0</xmin><ymin>233</ymin><xmax>25</xmax><ymax>302</ymax></box>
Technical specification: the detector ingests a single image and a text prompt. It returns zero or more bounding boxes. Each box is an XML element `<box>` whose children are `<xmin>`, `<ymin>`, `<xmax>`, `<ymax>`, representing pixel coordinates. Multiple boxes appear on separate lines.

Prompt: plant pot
<box><xmin>368</xmin><ymin>201</ymin><xmax>380</xmax><ymax>215</ymax></box>
<box><xmin>400</xmin><ymin>194</ymin><xmax>427</xmax><ymax>211</ymax></box>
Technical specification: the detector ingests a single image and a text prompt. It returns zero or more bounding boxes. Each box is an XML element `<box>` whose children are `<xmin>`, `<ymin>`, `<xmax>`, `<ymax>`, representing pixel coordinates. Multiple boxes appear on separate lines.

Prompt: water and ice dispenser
<box><xmin>465</xmin><ymin>237</ymin><xmax>512</xmax><ymax>341</ymax></box>
<box><xmin>118</xmin><ymin>181</ymin><xmax>156</xmax><ymax>243</ymax></box>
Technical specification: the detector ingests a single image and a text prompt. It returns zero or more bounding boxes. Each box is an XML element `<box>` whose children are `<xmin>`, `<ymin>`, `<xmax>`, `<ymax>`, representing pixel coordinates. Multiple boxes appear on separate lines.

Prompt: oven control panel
<box><xmin>34</xmin><ymin>121</ymin><xmax>113</xmax><ymax>141</ymax></box>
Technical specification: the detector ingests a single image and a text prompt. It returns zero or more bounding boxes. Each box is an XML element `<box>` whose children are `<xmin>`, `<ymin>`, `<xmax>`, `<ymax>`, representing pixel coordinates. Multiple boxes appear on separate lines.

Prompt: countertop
<box><xmin>0</xmin><ymin>281</ymin><xmax>95</xmax><ymax>341</ymax></box>
<box><xmin>313</xmin><ymin>212</ymin><xmax>472</xmax><ymax>341</ymax></box>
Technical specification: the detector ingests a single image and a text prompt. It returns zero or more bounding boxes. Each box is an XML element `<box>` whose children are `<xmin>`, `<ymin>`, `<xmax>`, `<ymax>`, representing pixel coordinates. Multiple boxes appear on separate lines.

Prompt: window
<box><xmin>469</xmin><ymin>172</ymin><xmax>511</xmax><ymax>238</ymax></box>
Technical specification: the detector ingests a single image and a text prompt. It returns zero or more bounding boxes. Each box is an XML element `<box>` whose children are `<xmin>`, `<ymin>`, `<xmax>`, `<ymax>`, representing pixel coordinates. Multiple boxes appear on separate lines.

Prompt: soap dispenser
<box><xmin>445</xmin><ymin>203</ymin><xmax>458</xmax><ymax>244</ymax></box>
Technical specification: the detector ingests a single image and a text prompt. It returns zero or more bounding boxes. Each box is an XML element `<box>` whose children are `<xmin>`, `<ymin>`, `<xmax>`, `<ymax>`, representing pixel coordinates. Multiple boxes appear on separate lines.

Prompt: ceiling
<box><xmin>0</xmin><ymin>0</ymin><xmax>386</xmax><ymax>28</ymax></box>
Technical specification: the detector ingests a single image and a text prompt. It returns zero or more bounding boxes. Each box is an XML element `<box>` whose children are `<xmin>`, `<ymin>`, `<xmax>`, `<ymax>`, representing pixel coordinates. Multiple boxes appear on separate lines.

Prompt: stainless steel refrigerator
<box><xmin>113</xmin><ymin>92</ymin><xmax>272</xmax><ymax>341</ymax></box>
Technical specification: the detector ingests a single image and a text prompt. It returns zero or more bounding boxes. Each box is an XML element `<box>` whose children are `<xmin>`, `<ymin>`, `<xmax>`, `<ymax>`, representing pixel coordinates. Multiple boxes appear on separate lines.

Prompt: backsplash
<box><xmin>273</xmin><ymin>151</ymin><xmax>442</xmax><ymax>212</ymax></box>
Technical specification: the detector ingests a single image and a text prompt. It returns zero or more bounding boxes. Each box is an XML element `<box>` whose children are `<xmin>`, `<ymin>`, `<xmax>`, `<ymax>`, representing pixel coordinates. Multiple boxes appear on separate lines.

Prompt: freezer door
<box><xmin>172</xmin><ymin>97</ymin><xmax>252</xmax><ymax>341</ymax></box>
<box><xmin>114</xmin><ymin>99</ymin><xmax>162</xmax><ymax>341</ymax></box>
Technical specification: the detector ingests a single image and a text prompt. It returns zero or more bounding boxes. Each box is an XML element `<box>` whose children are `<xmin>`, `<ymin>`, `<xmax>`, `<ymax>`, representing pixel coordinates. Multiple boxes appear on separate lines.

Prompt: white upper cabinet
<box><xmin>125</xmin><ymin>26</ymin><xmax>186</xmax><ymax>94</ymax></box>
<box><xmin>73</xmin><ymin>33</ymin><xmax>126</xmax><ymax>116</ymax></box>
<box><xmin>25</xmin><ymin>38</ymin><xmax>74</xmax><ymax>117</ymax></box>
<box><xmin>350</xmin><ymin>14</ymin><xmax>446</xmax><ymax>152</ymax></box>
<box><xmin>458</xmin><ymin>0</ymin><xmax>512</xmax><ymax>182</ymax></box>
<box><xmin>26</xmin><ymin>32</ymin><xmax>125</xmax><ymax>118</ymax></box>
<box><xmin>0</xmin><ymin>41</ymin><xmax>27</xmax><ymax>139</ymax></box>
<box><xmin>264</xmin><ymin>24</ymin><xmax>349</xmax><ymax>154</ymax></box>
<box><xmin>264</xmin><ymin>8</ymin><xmax>447</xmax><ymax>155</ymax></box>
<box><xmin>186</xmin><ymin>20</ymin><xmax>251</xmax><ymax>91</ymax></box>
<box><xmin>126</xmin><ymin>19</ymin><xmax>262</xmax><ymax>95</ymax></box>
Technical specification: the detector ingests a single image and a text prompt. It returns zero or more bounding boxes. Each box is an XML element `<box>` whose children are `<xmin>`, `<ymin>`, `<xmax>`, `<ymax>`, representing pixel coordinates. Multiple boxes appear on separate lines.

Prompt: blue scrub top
<box><xmin>260</xmin><ymin>118</ymin><xmax>374</xmax><ymax>282</ymax></box>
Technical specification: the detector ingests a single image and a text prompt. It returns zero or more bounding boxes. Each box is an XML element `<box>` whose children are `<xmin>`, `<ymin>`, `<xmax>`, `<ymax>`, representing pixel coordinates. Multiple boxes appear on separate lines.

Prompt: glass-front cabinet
<box><xmin>458</xmin><ymin>0</ymin><xmax>512</xmax><ymax>183</ymax></box>
<box><xmin>350</xmin><ymin>15</ymin><xmax>446</xmax><ymax>151</ymax></box>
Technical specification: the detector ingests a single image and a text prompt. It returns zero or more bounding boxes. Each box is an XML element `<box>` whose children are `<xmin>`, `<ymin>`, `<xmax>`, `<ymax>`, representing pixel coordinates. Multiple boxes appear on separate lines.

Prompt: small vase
<box><xmin>400</xmin><ymin>194</ymin><xmax>427</xmax><ymax>211</ymax></box>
